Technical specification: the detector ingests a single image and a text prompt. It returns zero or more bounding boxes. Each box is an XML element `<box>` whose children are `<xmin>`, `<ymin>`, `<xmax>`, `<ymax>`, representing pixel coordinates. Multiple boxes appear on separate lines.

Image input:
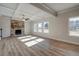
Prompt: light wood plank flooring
<box><xmin>0</xmin><ymin>35</ymin><xmax>79</xmax><ymax>56</ymax></box>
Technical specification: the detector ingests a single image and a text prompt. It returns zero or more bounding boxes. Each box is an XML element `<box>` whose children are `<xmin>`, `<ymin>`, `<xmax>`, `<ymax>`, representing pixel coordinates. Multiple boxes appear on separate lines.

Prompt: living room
<box><xmin>0</xmin><ymin>3</ymin><xmax>79</xmax><ymax>56</ymax></box>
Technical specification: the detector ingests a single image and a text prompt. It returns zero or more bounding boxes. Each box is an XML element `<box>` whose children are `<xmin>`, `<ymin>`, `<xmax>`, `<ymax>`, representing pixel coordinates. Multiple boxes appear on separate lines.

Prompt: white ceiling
<box><xmin>45</xmin><ymin>3</ymin><xmax>79</xmax><ymax>12</ymax></box>
<box><xmin>0</xmin><ymin>3</ymin><xmax>19</xmax><ymax>10</ymax></box>
<box><xmin>0</xmin><ymin>3</ymin><xmax>53</xmax><ymax>21</ymax></box>
<box><xmin>13</xmin><ymin>3</ymin><xmax>53</xmax><ymax>20</ymax></box>
<box><xmin>0</xmin><ymin>3</ymin><xmax>79</xmax><ymax>21</ymax></box>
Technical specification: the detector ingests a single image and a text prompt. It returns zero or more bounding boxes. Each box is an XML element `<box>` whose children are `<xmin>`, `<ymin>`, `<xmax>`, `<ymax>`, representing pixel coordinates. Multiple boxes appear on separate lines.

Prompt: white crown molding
<box><xmin>31</xmin><ymin>3</ymin><xmax>79</xmax><ymax>16</ymax></box>
<box><xmin>58</xmin><ymin>5</ymin><xmax>79</xmax><ymax>15</ymax></box>
<box><xmin>30</xmin><ymin>3</ymin><xmax>57</xmax><ymax>17</ymax></box>
<box><xmin>41</xmin><ymin>3</ymin><xmax>57</xmax><ymax>16</ymax></box>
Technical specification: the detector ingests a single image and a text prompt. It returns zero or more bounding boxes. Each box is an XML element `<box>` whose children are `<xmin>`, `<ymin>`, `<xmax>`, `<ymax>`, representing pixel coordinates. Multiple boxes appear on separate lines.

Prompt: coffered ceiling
<box><xmin>45</xmin><ymin>3</ymin><xmax>79</xmax><ymax>12</ymax></box>
<box><xmin>0</xmin><ymin>3</ymin><xmax>79</xmax><ymax>21</ymax></box>
<box><xmin>0</xmin><ymin>3</ymin><xmax>19</xmax><ymax>10</ymax></box>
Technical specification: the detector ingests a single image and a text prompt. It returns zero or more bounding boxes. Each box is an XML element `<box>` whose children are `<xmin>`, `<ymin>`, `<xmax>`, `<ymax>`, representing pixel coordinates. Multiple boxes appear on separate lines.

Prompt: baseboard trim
<box><xmin>33</xmin><ymin>34</ymin><xmax>79</xmax><ymax>46</ymax></box>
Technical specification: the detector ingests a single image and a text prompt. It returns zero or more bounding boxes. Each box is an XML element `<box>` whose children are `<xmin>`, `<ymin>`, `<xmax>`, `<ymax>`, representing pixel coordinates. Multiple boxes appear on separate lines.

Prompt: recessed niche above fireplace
<box><xmin>11</xmin><ymin>20</ymin><xmax>24</xmax><ymax>29</ymax></box>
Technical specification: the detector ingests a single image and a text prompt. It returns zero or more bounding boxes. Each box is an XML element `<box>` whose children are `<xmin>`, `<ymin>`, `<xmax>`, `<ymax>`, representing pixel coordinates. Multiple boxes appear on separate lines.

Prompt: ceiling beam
<box><xmin>0</xmin><ymin>4</ymin><xmax>20</xmax><ymax>19</ymax></box>
<box><xmin>30</xmin><ymin>3</ymin><xmax>57</xmax><ymax>17</ymax></box>
<box><xmin>58</xmin><ymin>5</ymin><xmax>79</xmax><ymax>14</ymax></box>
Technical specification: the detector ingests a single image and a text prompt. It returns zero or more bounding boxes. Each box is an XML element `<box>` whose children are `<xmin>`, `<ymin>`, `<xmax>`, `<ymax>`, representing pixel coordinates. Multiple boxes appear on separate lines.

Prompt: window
<box><xmin>34</xmin><ymin>24</ymin><xmax>37</xmax><ymax>32</ymax></box>
<box><xmin>69</xmin><ymin>17</ymin><xmax>79</xmax><ymax>36</ymax></box>
<box><xmin>33</xmin><ymin>21</ymin><xmax>49</xmax><ymax>33</ymax></box>
<box><xmin>38</xmin><ymin>23</ymin><xmax>42</xmax><ymax>32</ymax></box>
<box><xmin>43</xmin><ymin>22</ymin><xmax>49</xmax><ymax>33</ymax></box>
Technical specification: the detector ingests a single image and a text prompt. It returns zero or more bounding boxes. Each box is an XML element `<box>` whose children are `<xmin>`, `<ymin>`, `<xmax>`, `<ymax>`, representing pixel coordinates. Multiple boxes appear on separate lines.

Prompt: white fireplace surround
<box><xmin>11</xmin><ymin>28</ymin><xmax>24</xmax><ymax>36</ymax></box>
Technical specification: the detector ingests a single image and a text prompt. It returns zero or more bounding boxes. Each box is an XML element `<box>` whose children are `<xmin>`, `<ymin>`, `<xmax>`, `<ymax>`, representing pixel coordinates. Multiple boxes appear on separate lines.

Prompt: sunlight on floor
<box><xmin>35</xmin><ymin>38</ymin><xmax>44</xmax><ymax>42</ymax></box>
<box><xmin>21</xmin><ymin>37</ymin><xmax>37</xmax><ymax>42</ymax></box>
<box><xmin>17</xmin><ymin>35</ymin><xmax>45</xmax><ymax>47</ymax></box>
<box><xmin>17</xmin><ymin>35</ymin><xmax>32</xmax><ymax>39</ymax></box>
<box><xmin>24</xmin><ymin>38</ymin><xmax>44</xmax><ymax>47</ymax></box>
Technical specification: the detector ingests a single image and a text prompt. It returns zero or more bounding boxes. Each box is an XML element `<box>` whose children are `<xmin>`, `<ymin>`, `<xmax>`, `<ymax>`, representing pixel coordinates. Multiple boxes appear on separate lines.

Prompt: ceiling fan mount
<box><xmin>22</xmin><ymin>14</ymin><xmax>30</xmax><ymax>21</ymax></box>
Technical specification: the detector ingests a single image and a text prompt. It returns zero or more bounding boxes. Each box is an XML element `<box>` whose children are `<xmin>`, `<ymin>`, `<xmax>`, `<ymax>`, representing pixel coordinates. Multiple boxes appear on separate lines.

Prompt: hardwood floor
<box><xmin>0</xmin><ymin>35</ymin><xmax>79</xmax><ymax>56</ymax></box>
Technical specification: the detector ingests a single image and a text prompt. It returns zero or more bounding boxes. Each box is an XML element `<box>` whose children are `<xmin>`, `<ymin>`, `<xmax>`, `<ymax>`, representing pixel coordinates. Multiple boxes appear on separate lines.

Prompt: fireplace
<box><xmin>15</xmin><ymin>30</ymin><xmax>21</xmax><ymax>35</ymax></box>
<box><xmin>11</xmin><ymin>20</ymin><xmax>24</xmax><ymax>36</ymax></box>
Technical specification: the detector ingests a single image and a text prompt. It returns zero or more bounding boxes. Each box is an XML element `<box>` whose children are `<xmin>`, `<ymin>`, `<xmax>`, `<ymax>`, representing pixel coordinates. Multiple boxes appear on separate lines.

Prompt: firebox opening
<box><xmin>15</xmin><ymin>30</ymin><xmax>21</xmax><ymax>35</ymax></box>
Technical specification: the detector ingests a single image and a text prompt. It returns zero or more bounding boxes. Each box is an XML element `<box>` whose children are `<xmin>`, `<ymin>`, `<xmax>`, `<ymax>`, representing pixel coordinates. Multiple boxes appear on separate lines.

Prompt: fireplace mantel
<box><xmin>11</xmin><ymin>28</ymin><xmax>24</xmax><ymax>36</ymax></box>
<box><xmin>11</xmin><ymin>20</ymin><xmax>24</xmax><ymax>36</ymax></box>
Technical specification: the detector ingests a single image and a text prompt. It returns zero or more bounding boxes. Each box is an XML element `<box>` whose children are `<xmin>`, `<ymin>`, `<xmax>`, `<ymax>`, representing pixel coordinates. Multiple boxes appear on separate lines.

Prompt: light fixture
<box><xmin>22</xmin><ymin>14</ymin><xmax>30</xmax><ymax>21</ymax></box>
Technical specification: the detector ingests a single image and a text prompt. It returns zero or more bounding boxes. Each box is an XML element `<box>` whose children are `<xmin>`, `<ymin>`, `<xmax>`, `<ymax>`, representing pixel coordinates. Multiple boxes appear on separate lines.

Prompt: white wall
<box><xmin>31</xmin><ymin>8</ymin><xmax>79</xmax><ymax>45</ymax></box>
<box><xmin>24</xmin><ymin>21</ymin><xmax>31</xmax><ymax>35</ymax></box>
<box><xmin>0</xmin><ymin>16</ymin><xmax>11</xmax><ymax>38</ymax></box>
<box><xmin>0</xmin><ymin>16</ymin><xmax>31</xmax><ymax>37</ymax></box>
<box><xmin>54</xmin><ymin>8</ymin><xmax>79</xmax><ymax>45</ymax></box>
